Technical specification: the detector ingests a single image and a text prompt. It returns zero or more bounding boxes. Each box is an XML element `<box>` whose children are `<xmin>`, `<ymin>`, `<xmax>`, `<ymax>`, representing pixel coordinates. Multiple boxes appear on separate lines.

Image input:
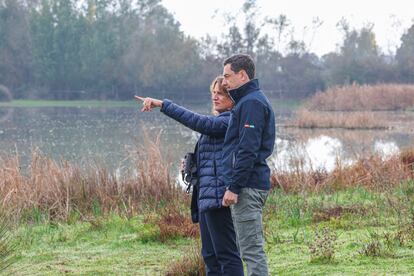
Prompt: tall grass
<box><xmin>289</xmin><ymin>84</ymin><xmax>414</xmax><ymax>129</ymax></box>
<box><xmin>291</xmin><ymin>109</ymin><xmax>388</xmax><ymax>129</ymax></box>
<box><xmin>165</xmin><ymin>240</ymin><xmax>205</xmax><ymax>276</ymax></box>
<box><xmin>271</xmin><ymin>148</ymin><xmax>414</xmax><ymax>193</ymax></box>
<box><xmin>306</xmin><ymin>84</ymin><xmax>414</xmax><ymax>111</ymax></box>
<box><xmin>2</xmin><ymin>135</ymin><xmax>413</xmax><ymax>221</ymax></box>
<box><xmin>0</xmin><ymin>131</ymin><xmax>182</xmax><ymax>222</ymax></box>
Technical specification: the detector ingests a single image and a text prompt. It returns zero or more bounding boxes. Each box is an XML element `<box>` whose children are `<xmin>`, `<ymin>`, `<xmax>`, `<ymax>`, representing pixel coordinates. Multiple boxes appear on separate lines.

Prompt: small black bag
<box><xmin>182</xmin><ymin>144</ymin><xmax>199</xmax><ymax>223</ymax></box>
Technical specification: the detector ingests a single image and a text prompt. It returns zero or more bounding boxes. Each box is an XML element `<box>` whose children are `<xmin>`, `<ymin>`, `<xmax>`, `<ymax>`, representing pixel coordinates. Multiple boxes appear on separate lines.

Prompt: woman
<box><xmin>136</xmin><ymin>76</ymin><xmax>244</xmax><ymax>276</ymax></box>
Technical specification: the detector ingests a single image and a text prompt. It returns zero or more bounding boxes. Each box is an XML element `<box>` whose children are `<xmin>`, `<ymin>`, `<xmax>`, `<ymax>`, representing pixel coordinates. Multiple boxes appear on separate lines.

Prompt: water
<box><xmin>0</xmin><ymin>105</ymin><xmax>413</xmax><ymax>173</ymax></box>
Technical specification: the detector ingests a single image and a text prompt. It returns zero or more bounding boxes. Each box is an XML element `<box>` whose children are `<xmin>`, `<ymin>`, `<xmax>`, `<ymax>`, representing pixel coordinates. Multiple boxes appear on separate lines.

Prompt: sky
<box><xmin>161</xmin><ymin>0</ymin><xmax>414</xmax><ymax>56</ymax></box>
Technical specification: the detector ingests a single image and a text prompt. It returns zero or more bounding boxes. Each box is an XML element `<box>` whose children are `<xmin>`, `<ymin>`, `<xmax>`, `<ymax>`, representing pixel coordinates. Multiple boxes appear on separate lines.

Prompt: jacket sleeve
<box><xmin>160</xmin><ymin>99</ymin><xmax>228</xmax><ymax>136</ymax></box>
<box><xmin>228</xmin><ymin>100</ymin><xmax>267</xmax><ymax>194</ymax></box>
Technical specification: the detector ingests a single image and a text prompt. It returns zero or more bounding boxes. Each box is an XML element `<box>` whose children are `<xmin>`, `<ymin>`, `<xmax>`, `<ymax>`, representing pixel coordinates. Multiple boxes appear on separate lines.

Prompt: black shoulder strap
<box><xmin>185</xmin><ymin>142</ymin><xmax>199</xmax><ymax>194</ymax></box>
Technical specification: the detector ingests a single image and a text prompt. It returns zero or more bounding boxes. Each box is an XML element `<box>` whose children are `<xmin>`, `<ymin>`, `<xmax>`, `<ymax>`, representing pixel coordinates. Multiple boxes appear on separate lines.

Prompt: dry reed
<box><xmin>146</xmin><ymin>202</ymin><xmax>199</xmax><ymax>242</ymax></box>
<box><xmin>306</xmin><ymin>84</ymin><xmax>414</xmax><ymax>111</ymax></box>
<box><xmin>165</xmin><ymin>239</ymin><xmax>205</xmax><ymax>276</ymax></box>
<box><xmin>292</xmin><ymin>108</ymin><xmax>388</xmax><ymax>129</ymax></box>
<box><xmin>0</xmin><ymin>130</ymin><xmax>183</xmax><ymax>222</ymax></box>
<box><xmin>271</xmin><ymin>148</ymin><xmax>414</xmax><ymax>193</ymax></box>
<box><xmin>289</xmin><ymin>83</ymin><xmax>414</xmax><ymax>129</ymax></box>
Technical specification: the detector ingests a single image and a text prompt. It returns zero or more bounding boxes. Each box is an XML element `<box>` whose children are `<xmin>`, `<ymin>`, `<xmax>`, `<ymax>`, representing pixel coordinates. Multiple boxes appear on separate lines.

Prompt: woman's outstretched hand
<box><xmin>135</xmin><ymin>96</ymin><xmax>162</xmax><ymax>112</ymax></box>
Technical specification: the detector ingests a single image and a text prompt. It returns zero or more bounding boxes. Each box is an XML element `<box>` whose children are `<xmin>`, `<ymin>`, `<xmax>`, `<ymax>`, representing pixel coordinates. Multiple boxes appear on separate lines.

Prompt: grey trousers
<box><xmin>231</xmin><ymin>187</ymin><xmax>269</xmax><ymax>276</ymax></box>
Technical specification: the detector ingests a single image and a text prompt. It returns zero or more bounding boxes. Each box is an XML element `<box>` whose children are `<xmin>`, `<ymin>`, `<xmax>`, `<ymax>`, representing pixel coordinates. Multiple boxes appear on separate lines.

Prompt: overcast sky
<box><xmin>162</xmin><ymin>0</ymin><xmax>414</xmax><ymax>56</ymax></box>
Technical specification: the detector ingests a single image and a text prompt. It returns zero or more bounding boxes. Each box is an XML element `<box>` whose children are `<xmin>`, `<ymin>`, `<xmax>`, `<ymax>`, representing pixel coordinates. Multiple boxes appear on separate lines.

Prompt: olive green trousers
<box><xmin>231</xmin><ymin>187</ymin><xmax>269</xmax><ymax>276</ymax></box>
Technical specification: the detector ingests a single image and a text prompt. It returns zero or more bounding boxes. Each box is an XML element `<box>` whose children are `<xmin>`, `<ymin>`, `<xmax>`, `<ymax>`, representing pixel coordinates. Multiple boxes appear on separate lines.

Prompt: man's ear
<box><xmin>240</xmin><ymin>70</ymin><xmax>249</xmax><ymax>81</ymax></box>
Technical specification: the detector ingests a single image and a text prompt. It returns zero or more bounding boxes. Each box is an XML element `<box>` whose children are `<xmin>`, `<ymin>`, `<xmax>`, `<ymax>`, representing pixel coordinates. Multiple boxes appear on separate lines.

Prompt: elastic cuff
<box><xmin>160</xmin><ymin>99</ymin><xmax>171</xmax><ymax>112</ymax></box>
<box><xmin>228</xmin><ymin>185</ymin><xmax>241</xmax><ymax>195</ymax></box>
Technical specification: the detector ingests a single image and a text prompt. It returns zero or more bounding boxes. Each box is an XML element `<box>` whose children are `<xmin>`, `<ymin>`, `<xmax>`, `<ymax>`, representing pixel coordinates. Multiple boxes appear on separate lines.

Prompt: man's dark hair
<box><xmin>223</xmin><ymin>54</ymin><xmax>255</xmax><ymax>80</ymax></box>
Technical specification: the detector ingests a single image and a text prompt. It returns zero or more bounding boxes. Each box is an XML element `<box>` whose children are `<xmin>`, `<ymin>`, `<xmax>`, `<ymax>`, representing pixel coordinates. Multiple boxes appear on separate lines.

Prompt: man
<box><xmin>221</xmin><ymin>54</ymin><xmax>275</xmax><ymax>276</ymax></box>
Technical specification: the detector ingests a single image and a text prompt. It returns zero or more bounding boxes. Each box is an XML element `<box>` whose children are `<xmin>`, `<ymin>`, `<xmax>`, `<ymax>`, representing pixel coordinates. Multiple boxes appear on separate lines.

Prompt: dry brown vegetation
<box><xmin>165</xmin><ymin>240</ymin><xmax>205</xmax><ymax>276</ymax></box>
<box><xmin>306</xmin><ymin>84</ymin><xmax>414</xmax><ymax>111</ymax></box>
<box><xmin>292</xmin><ymin>109</ymin><xmax>388</xmax><ymax>129</ymax></box>
<box><xmin>145</xmin><ymin>203</ymin><xmax>199</xmax><ymax>242</ymax></box>
<box><xmin>1</xmin><ymin>134</ymin><xmax>413</xmax><ymax>221</ymax></box>
<box><xmin>271</xmin><ymin>148</ymin><xmax>414</xmax><ymax>193</ymax></box>
<box><xmin>0</xmin><ymin>131</ymin><xmax>183</xmax><ymax>222</ymax></box>
<box><xmin>290</xmin><ymin>84</ymin><xmax>414</xmax><ymax>129</ymax></box>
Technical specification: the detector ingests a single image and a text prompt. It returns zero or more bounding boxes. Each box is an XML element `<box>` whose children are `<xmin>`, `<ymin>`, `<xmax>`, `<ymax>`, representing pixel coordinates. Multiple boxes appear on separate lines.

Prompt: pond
<box><xmin>0</xmin><ymin>104</ymin><xmax>413</xmax><ymax>175</ymax></box>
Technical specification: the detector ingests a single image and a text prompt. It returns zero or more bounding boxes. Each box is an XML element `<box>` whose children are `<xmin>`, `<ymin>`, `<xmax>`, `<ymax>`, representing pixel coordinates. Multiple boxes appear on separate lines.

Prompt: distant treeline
<box><xmin>1</xmin><ymin>0</ymin><xmax>414</xmax><ymax>101</ymax></box>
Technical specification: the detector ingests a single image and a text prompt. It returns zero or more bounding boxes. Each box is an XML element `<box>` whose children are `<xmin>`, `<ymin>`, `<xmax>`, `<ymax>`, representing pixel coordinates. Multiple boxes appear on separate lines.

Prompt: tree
<box><xmin>323</xmin><ymin>20</ymin><xmax>389</xmax><ymax>86</ymax></box>
<box><xmin>396</xmin><ymin>24</ymin><xmax>414</xmax><ymax>82</ymax></box>
<box><xmin>0</xmin><ymin>0</ymin><xmax>33</xmax><ymax>97</ymax></box>
<box><xmin>30</xmin><ymin>0</ymin><xmax>85</xmax><ymax>99</ymax></box>
<box><xmin>266</xmin><ymin>14</ymin><xmax>289</xmax><ymax>54</ymax></box>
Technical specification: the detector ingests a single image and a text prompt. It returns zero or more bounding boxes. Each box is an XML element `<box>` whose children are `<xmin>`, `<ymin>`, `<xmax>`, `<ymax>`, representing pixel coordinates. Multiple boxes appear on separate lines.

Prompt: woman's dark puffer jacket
<box><xmin>161</xmin><ymin>99</ymin><xmax>229</xmax><ymax>212</ymax></box>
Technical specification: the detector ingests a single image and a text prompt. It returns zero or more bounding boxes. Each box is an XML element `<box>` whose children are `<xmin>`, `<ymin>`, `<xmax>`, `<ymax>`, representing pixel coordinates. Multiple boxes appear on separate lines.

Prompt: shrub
<box><xmin>359</xmin><ymin>231</ymin><xmax>393</xmax><ymax>258</ymax></box>
<box><xmin>165</xmin><ymin>240</ymin><xmax>205</xmax><ymax>276</ymax></box>
<box><xmin>148</xmin><ymin>202</ymin><xmax>199</xmax><ymax>242</ymax></box>
<box><xmin>308</xmin><ymin>227</ymin><xmax>337</xmax><ymax>262</ymax></box>
<box><xmin>312</xmin><ymin>205</ymin><xmax>367</xmax><ymax>223</ymax></box>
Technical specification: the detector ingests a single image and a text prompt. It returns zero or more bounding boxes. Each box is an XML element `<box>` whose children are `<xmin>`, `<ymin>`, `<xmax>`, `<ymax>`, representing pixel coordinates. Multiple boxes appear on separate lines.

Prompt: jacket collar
<box><xmin>217</xmin><ymin>111</ymin><xmax>231</xmax><ymax>117</ymax></box>
<box><xmin>228</xmin><ymin>79</ymin><xmax>260</xmax><ymax>104</ymax></box>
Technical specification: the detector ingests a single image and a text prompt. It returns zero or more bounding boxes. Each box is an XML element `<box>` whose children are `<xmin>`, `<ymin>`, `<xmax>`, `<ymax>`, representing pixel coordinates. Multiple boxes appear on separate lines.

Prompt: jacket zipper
<box><xmin>213</xmin><ymin>137</ymin><xmax>219</xmax><ymax>206</ymax></box>
<box><xmin>213</xmin><ymin>146</ymin><xmax>217</xmax><ymax>176</ymax></box>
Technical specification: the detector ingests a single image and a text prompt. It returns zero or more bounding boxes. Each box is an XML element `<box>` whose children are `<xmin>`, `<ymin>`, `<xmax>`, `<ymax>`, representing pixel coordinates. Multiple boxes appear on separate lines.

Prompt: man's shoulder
<box><xmin>238</xmin><ymin>90</ymin><xmax>271</xmax><ymax>108</ymax></box>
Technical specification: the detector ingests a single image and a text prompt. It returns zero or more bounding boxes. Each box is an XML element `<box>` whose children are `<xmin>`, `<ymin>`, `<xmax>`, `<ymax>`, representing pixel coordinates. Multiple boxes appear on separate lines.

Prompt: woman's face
<box><xmin>211</xmin><ymin>83</ymin><xmax>233</xmax><ymax>113</ymax></box>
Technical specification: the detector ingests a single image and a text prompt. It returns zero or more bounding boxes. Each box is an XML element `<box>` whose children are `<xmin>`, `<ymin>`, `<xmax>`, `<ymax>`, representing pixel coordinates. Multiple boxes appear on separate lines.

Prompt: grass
<box><xmin>5</xmin><ymin>185</ymin><xmax>414</xmax><ymax>275</ymax></box>
<box><xmin>9</xmin><ymin>214</ymin><xmax>194</xmax><ymax>275</ymax></box>
<box><xmin>269</xmin><ymin>98</ymin><xmax>303</xmax><ymax>110</ymax></box>
<box><xmin>267</xmin><ymin>227</ymin><xmax>414</xmax><ymax>275</ymax></box>
<box><xmin>0</xmin><ymin>98</ymin><xmax>302</xmax><ymax>110</ymax></box>
<box><xmin>263</xmin><ymin>187</ymin><xmax>414</xmax><ymax>275</ymax></box>
<box><xmin>0</xmin><ymin>215</ymin><xmax>16</xmax><ymax>273</ymax></box>
<box><xmin>0</xmin><ymin>100</ymin><xmax>138</xmax><ymax>108</ymax></box>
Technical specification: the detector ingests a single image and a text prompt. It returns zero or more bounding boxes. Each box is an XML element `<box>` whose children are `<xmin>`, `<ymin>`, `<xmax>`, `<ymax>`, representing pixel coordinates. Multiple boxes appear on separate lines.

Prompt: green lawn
<box><xmin>9</xmin><ymin>215</ymin><xmax>192</xmax><ymax>275</ymax></box>
<box><xmin>5</xmin><ymin>186</ymin><xmax>414</xmax><ymax>275</ymax></box>
<box><xmin>0</xmin><ymin>99</ymin><xmax>303</xmax><ymax>110</ymax></box>
<box><xmin>269</xmin><ymin>98</ymin><xmax>303</xmax><ymax>110</ymax></box>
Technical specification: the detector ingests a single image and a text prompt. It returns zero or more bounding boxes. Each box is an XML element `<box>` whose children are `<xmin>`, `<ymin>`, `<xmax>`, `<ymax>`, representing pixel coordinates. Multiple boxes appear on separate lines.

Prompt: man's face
<box><xmin>222</xmin><ymin>64</ymin><xmax>246</xmax><ymax>90</ymax></box>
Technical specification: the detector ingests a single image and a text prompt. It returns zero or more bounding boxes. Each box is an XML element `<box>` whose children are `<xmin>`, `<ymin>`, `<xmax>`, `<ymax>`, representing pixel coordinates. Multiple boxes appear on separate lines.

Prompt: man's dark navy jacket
<box><xmin>222</xmin><ymin>79</ymin><xmax>276</xmax><ymax>194</ymax></box>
